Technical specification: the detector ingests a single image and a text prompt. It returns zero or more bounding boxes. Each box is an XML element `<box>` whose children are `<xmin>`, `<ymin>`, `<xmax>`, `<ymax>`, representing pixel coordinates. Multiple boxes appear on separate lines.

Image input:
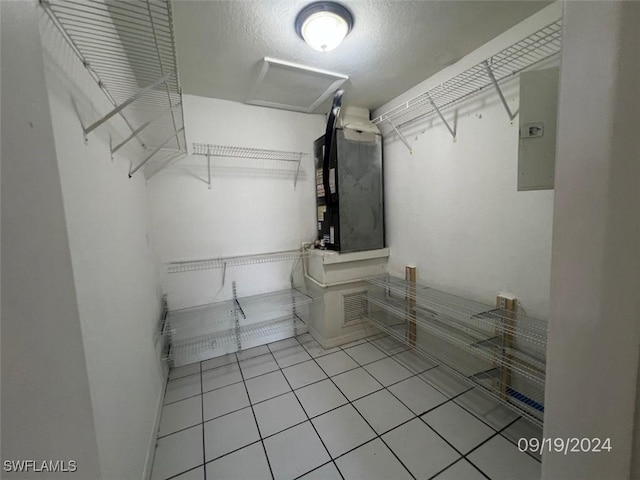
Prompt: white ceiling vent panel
<box><xmin>247</xmin><ymin>57</ymin><xmax>348</xmax><ymax>113</ymax></box>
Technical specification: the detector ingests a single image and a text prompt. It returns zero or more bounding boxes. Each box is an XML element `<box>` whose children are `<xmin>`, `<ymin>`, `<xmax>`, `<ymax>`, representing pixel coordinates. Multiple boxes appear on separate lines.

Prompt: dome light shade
<box><xmin>295</xmin><ymin>2</ymin><xmax>354</xmax><ymax>52</ymax></box>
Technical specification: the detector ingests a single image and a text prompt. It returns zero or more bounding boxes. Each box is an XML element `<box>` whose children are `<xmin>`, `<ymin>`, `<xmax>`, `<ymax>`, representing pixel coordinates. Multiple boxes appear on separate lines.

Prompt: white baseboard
<box><xmin>142</xmin><ymin>373</ymin><xmax>167</xmax><ymax>480</ymax></box>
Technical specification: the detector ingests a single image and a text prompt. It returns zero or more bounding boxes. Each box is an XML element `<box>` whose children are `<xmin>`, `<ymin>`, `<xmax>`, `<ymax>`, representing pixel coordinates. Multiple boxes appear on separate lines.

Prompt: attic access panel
<box><xmin>247</xmin><ymin>57</ymin><xmax>348</xmax><ymax>113</ymax></box>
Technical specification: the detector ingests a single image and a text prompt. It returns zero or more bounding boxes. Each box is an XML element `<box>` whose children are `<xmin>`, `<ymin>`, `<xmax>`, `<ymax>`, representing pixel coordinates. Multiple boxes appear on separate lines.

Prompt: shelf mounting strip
<box><xmin>372</xmin><ymin>20</ymin><xmax>562</xmax><ymax>151</ymax></box>
<box><xmin>40</xmin><ymin>0</ymin><xmax>187</xmax><ymax>177</ymax></box>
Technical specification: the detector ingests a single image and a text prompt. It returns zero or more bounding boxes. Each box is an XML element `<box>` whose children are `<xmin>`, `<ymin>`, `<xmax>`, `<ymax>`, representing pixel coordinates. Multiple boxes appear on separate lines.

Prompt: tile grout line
<box><xmin>235</xmin><ymin>351</ymin><xmax>276</xmax><ymax>480</ymax></box>
<box><xmin>199</xmin><ymin>361</ymin><xmax>206</xmax><ymax>480</ymax></box>
<box><xmin>347</xmin><ymin>338</ymin><xmax>493</xmax><ymax>480</ymax></box>
<box><xmin>163</xmin><ymin>333</ymin><xmax>537</xmax><ymax>479</ymax></box>
<box><xmin>292</xmin><ymin>460</ymin><xmax>336</xmax><ymax>480</ymax></box>
<box><xmin>279</xmin><ymin>336</ymin><xmax>346</xmax><ymax>480</ymax></box>
<box><xmin>316</xmin><ymin>335</ymin><xmax>515</xmax><ymax>479</ymax></box>
<box><xmin>361</xmin><ymin>334</ymin><xmax>545</xmax><ymax>457</ymax></box>
<box><xmin>306</xmin><ymin>340</ymin><xmax>418</xmax><ymax>480</ymax></box>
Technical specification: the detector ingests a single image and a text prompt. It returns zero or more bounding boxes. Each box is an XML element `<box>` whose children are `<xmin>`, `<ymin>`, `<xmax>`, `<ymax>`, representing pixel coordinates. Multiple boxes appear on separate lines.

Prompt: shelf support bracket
<box><xmin>111</xmin><ymin>103</ymin><xmax>180</xmax><ymax>157</ymax></box>
<box><xmin>483</xmin><ymin>61</ymin><xmax>517</xmax><ymax>121</ymax></box>
<box><xmin>427</xmin><ymin>96</ymin><xmax>456</xmax><ymax>140</ymax></box>
<box><xmin>293</xmin><ymin>153</ymin><xmax>302</xmax><ymax>190</ymax></box>
<box><xmin>129</xmin><ymin>127</ymin><xmax>184</xmax><ymax>178</ymax></box>
<box><xmin>221</xmin><ymin>262</ymin><xmax>227</xmax><ymax>287</ymax></box>
<box><xmin>386</xmin><ymin>118</ymin><xmax>412</xmax><ymax>154</ymax></box>
<box><xmin>233</xmin><ymin>281</ymin><xmax>242</xmax><ymax>351</ymax></box>
<box><xmin>83</xmin><ymin>71</ymin><xmax>175</xmax><ymax>137</ymax></box>
<box><xmin>207</xmin><ymin>151</ymin><xmax>212</xmax><ymax>190</ymax></box>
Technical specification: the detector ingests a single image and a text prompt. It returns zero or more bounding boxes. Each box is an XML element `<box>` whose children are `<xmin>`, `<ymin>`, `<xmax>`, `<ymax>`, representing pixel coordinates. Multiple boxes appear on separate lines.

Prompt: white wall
<box><xmin>37</xmin><ymin>7</ymin><xmax>166</xmax><ymax>480</ymax></box>
<box><xmin>543</xmin><ymin>2</ymin><xmax>640</xmax><ymax>478</ymax></box>
<box><xmin>1</xmin><ymin>2</ymin><xmax>101</xmax><ymax>477</ymax></box>
<box><xmin>372</xmin><ymin>3</ymin><xmax>561</xmax><ymax>317</ymax></box>
<box><xmin>148</xmin><ymin>96</ymin><xmax>324</xmax><ymax>308</ymax></box>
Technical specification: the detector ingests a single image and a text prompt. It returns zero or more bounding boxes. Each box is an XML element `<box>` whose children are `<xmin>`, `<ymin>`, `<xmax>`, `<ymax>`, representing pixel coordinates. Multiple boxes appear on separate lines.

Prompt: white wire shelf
<box><xmin>41</xmin><ymin>0</ymin><xmax>187</xmax><ymax>176</ymax></box>
<box><xmin>367</xmin><ymin>292</ymin><xmax>545</xmax><ymax>384</ymax></box>
<box><xmin>366</xmin><ymin>276</ymin><xmax>548</xmax><ymax>349</ymax></box>
<box><xmin>372</xmin><ymin>20</ymin><xmax>562</xmax><ymax>141</ymax></box>
<box><xmin>167</xmin><ymin>249</ymin><xmax>308</xmax><ymax>274</ymax></box>
<box><xmin>192</xmin><ymin>143</ymin><xmax>308</xmax><ymax>162</ymax></box>
<box><xmin>163</xmin><ymin>288</ymin><xmax>315</xmax><ymax>337</ymax></box>
<box><xmin>165</xmin><ymin>315</ymin><xmax>307</xmax><ymax>361</ymax></box>
<box><xmin>191</xmin><ymin>143</ymin><xmax>310</xmax><ymax>189</ymax></box>
<box><xmin>366</xmin><ymin>309</ymin><xmax>544</xmax><ymax>426</ymax></box>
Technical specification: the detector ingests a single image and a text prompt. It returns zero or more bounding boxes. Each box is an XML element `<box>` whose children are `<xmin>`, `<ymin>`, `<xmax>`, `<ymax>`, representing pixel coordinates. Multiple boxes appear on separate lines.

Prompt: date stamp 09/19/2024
<box><xmin>518</xmin><ymin>437</ymin><xmax>612</xmax><ymax>455</ymax></box>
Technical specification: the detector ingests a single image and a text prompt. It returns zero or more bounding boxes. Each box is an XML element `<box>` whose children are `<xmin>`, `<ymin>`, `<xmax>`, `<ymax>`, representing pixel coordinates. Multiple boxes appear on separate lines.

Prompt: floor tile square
<box><xmin>296</xmin><ymin>333</ymin><xmax>314</xmax><ymax>344</ymax></box>
<box><xmin>164</xmin><ymin>374</ymin><xmax>201</xmax><ymax>405</ymax></box>
<box><xmin>239</xmin><ymin>352</ymin><xmax>279</xmax><ymax>379</ymax></box>
<box><xmin>303</xmin><ymin>340</ymin><xmax>341</xmax><ymax>358</ymax></box>
<box><xmin>201</xmin><ymin>353</ymin><xmax>237</xmax><ymax>372</ymax></box>
<box><xmin>344</xmin><ymin>342</ymin><xmax>387</xmax><ymax>365</ymax></box>
<box><xmin>383</xmin><ymin>418</ymin><xmax>459</xmax><ymax>479</ymax></box>
<box><xmin>392</xmin><ymin>349</ymin><xmax>438</xmax><ymax>373</ymax></box>
<box><xmin>467</xmin><ymin>435</ymin><xmax>541</xmax><ymax>480</ymax></box>
<box><xmin>205</xmin><ymin>442</ymin><xmax>271</xmax><ymax>480</ymax></box>
<box><xmin>245</xmin><ymin>370</ymin><xmax>291</xmax><ymax>404</ymax></box>
<box><xmin>312</xmin><ymin>405</ymin><xmax>376</xmax><ymax>458</ymax></box>
<box><xmin>268</xmin><ymin>337</ymin><xmax>301</xmax><ymax>352</ymax></box>
<box><xmin>253</xmin><ymin>391</ymin><xmax>307</xmax><ymax>437</ymax></box>
<box><xmin>315</xmin><ymin>351</ymin><xmax>359</xmax><ymax>376</ymax></box>
<box><xmin>332</xmin><ymin>368</ymin><xmax>383</xmax><ymax>401</ymax></box>
<box><xmin>272</xmin><ymin>345</ymin><xmax>312</xmax><ymax>368</ymax></box>
<box><xmin>501</xmin><ymin>417</ymin><xmax>543</xmax><ymax>461</ymax></box>
<box><xmin>151</xmin><ymin>425</ymin><xmax>203</xmax><ymax>480</ymax></box>
<box><xmin>298</xmin><ymin>462</ymin><xmax>341</xmax><ymax>480</ymax></box>
<box><xmin>170</xmin><ymin>466</ymin><xmax>204</xmax><ymax>480</ymax></box>
<box><xmin>283</xmin><ymin>360</ymin><xmax>327</xmax><ymax>389</ymax></box>
<box><xmin>158</xmin><ymin>396</ymin><xmax>202</xmax><ymax>437</ymax></box>
<box><xmin>454</xmin><ymin>388</ymin><xmax>520</xmax><ymax>431</ymax></box>
<box><xmin>419</xmin><ymin>366</ymin><xmax>472</xmax><ymax>398</ymax></box>
<box><xmin>422</xmin><ymin>401</ymin><xmax>494</xmax><ymax>453</ymax></box>
<box><xmin>204</xmin><ymin>407</ymin><xmax>260</xmax><ymax>461</ymax></box>
<box><xmin>339</xmin><ymin>338</ymin><xmax>368</xmax><ymax>349</ymax></box>
<box><xmin>203</xmin><ymin>382</ymin><xmax>249</xmax><ymax>421</ymax></box>
<box><xmin>432</xmin><ymin>459</ymin><xmax>486</xmax><ymax>480</ymax></box>
<box><xmin>237</xmin><ymin>345</ymin><xmax>270</xmax><ymax>360</ymax></box>
<box><xmin>364</xmin><ymin>357</ymin><xmax>413</xmax><ymax>386</ymax></box>
<box><xmin>370</xmin><ymin>336</ymin><xmax>409</xmax><ymax>355</ymax></box>
<box><xmin>353</xmin><ymin>390</ymin><xmax>414</xmax><ymax>434</ymax></box>
<box><xmin>169</xmin><ymin>363</ymin><xmax>200</xmax><ymax>381</ymax></box>
<box><xmin>201</xmin><ymin>362</ymin><xmax>243</xmax><ymax>393</ymax></box>
<box><xmin>264</xmin><ymin>422</ymin><xmax>330</xmax><ymax>480</ymax></box>
<box><xmin>296</xmin><ymin>379</ymin><xmax>348</xmax><ymax>418</ymax></box>
<box><xmin>388</xmin><ymin>376</ymin><xmax>448</xmax><ymax>414</ymax></box>
<box><xmin>336</xmin><ymin>438</ymin><xmax>413</xmax><ymax>480</ymax></box>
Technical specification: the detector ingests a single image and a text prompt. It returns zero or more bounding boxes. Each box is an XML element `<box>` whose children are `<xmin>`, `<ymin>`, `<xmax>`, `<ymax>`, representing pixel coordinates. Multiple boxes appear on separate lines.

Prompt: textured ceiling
<box><xmin>172</xmin><ymin>0</ymin><xmax>550</xmax><ymax>113</ymax></box>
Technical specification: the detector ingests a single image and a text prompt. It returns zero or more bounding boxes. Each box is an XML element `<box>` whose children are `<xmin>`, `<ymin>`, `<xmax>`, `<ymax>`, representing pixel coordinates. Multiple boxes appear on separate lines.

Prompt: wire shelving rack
<box><xmin>40</xmin><ymin>0</ymin><xmax>187</xmax><ymax>177</ymax></box>
<box><xmin>364</xmin><ymin>276</ymin><xmax>547</xmax><ymax>426</ymax></box>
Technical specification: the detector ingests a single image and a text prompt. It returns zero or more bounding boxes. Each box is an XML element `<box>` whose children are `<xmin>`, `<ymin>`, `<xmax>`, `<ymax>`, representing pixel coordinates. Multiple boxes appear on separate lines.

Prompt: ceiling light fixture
<box><xmin>295</xmin><ymin>2</ymin><xmax>354</xmax><ymax>52</ymax></box>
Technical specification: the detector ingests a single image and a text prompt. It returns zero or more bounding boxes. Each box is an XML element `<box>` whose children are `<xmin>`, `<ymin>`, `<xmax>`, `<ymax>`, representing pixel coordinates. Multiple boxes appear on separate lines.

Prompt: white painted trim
<box><xmin>142</xmin><ymin>373</ymin><xmax>168</xmax><ymax>480</ymax></box>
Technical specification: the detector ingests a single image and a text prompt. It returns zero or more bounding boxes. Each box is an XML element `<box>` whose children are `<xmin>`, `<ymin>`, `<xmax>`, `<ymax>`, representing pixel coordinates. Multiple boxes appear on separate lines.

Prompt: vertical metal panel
<box><xmin>336</xmin><ymin>129</ymin><xmax>384</xmax><ymax>253</ymax></box>
<box><xmin>518</xmin><ymin>67</ymin><xmax>560</xmax><ymax>191</ymax></box>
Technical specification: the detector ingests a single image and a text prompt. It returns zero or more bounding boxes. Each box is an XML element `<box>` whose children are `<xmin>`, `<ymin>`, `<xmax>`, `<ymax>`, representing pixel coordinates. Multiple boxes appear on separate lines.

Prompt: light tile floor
<box><xmin>152</xmin><ymin>334</ymin><xmax>542</xmax><ymax>480</ymax></box>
